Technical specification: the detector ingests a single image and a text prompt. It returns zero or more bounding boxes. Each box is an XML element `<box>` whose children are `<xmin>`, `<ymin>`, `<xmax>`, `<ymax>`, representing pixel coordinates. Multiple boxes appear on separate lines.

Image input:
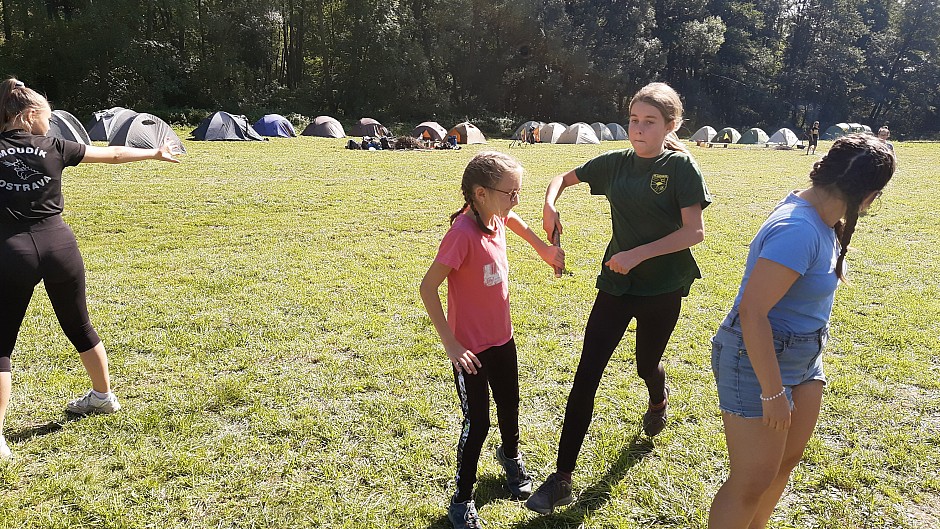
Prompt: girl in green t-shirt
<box><xmin>526</xmin><ymin>82</ymin><xmax>711</xmax><ymax>515</ymax></box>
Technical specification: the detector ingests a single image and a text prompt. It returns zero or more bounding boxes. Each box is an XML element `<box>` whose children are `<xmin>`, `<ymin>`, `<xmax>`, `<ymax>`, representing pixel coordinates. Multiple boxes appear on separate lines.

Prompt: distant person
<box><xmin>708</xmin><ymin>135</ymin><xmax>895</xmax><ymax>528</ymax></box>
<box><xmin>420</xmin><ymin>152</ymin><xmax>564</xmax><ymax>529</ymax></box>
<box><xmin>877</xmin><ymin>126</ymin><xmax>894</xmax><ymax>151</ymax></box>
<box><xmin>526</xmin><ymin>82</ymin><xmax>711</xmax><ymax>515</ymax></box>
<box><xmin>0</xmin><ymin>77</ymin><xmax>182</xmax><ymax>460</ymax></box>
<box><xmin>806</xmin><ymin>121</ymin><xmax>819</xmax><ymax>155</ymax></box>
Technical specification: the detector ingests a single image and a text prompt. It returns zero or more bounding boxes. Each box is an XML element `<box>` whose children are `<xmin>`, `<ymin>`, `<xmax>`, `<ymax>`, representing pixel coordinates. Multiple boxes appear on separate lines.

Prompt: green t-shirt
<box><xmin>575</xmin><ymin>148</ymin><xmax>711</xmax><ymax>296</ymax></box>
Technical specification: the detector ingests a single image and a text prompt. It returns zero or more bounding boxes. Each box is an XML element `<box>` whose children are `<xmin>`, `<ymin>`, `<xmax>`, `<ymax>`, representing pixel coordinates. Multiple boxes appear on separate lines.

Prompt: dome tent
<box><xmin>823</xmin><ymin>123</ymin><xmax>851</xmax><ymax>140</ymax></box>
<box><xmin>512</xmin><ymin>120</ymin><xmax>543</xmax><ymax>140</ymax></box>
<box><xmin>253</xmin><ymin>114</ymin><xmax>296</xmax><ymax>137</ymax></box>
<box><xmin>591</xmin><ymin>122</ymin><xmax>614</xmax><ymax>141</ymax></box>
<box><xmin>538</xmin><ymin>122</ymin><xmax>566</xmax><ymax>143</ymax></box>
<box><xmin>192</xmin><ymin>111</ymin><xmax>265</xmax><ymax>141</ymax></box>
<box><xmin>109</xmin><ymin>113</ymin><xmax>186</xmax><ymax>154</ymax></box>
<box><xmin>606</xmin><ymin>123</ymin><xmax>627</xmax><ymax>140</ymax></box>
<box><xmin>739</xmin><ymin>127</ymin><xmax>769</xmax><ymax>144</ymax></box>
<box><xmin>448</xmin><ymin>122</ymin><xmax>486</xmax><ymax>144</ymax></box>
<box><xmin>48</xmin><ymin>110</ymin><xmax>91</xmax><ymax>144</ymax></box>
<box><xmin>412</xmin><ymin>121</ymin><xmax>448</xmax><ymax>142</ymax></box>
<box><xmin>87</xmin><ymin>107</ymin><xmax>138</xmax><ymax>141</ymax></box>
<box><xmin>715</xmin><ymin>127</ymin><xmax>741</xmax><ymax>144</ymax></box>
<box><xmin>690</xmin><ymin>126</ymin><xmax>717</xmax><ymax>143</ymax></box>
<box><xmin>350</xmin><ymin>117</ymin><xmax>389</xmax><ymax>137</ymax></box>
<box><xmin>557</xmin><ymin>122</ymin><xmax>600</xmax><ymax>144</ymax></box>
<box><xmin>768</xmin><ymin>128</ymin><xmax>799</xmax><ymax>147</ymax></box>
<box><xmin>302</xmin><ymin>116</ymin><xmax>345</xmax><ymax>138</ymax></box>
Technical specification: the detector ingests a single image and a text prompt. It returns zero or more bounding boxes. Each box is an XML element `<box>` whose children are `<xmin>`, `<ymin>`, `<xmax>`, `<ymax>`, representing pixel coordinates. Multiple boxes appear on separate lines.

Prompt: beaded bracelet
<box><xmin>760</xmin><ymin>388</ymin><xmax>786</xmax><ymax>401</ymax></box>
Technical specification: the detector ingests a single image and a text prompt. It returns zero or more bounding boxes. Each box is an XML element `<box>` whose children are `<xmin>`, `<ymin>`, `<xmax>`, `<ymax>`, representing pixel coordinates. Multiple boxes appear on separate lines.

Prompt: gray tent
<box><xmin>690</xmin><ymin>126</ymin><xmax>717</xmax><ymax>142</ymax></box>
<box><xmin>350</xmin><ymin>117</ymin><xmax>389</xmax><ymax>137</ymax></box>
<box><xmin>302</xmin><ymin>116</ymin><xmax>346</xmax><ymax>138</ymax></box>
<box><xmin>192</xmin><ymin>111</ymin><xmax>265</xmax><ymax>141</ymax></box>
<box><xmin>768</xmin><ymin>128</ymin><xmax>799</xmax><ymax>147</ymax></box>
<box><xmin>87</xmin><ymin>107</ymin><xmax>139</xmax><ymax>141</ymax></box>
<box><xmin>606</xmin><ymin>123</ymin><xmax>628</xmax><ymax>140</ymax></box>
<box><xmin>715</xmin><ymin>127</ymin><xmax>742</xmax><ymax>144</ymax></box>
<box><xmin>48</xmin><ymin>110</ymin><xmax>91</xmax><ymax>145</ymax></box>
<box><xmin>512</xmin><ymin>120</ymin><xmax>543</xmax><ymax>140</ymax></box>
<box><xmin>557</xmin><ymin>122</ymin><xmax>600</xmax><ymax>144</ymax></box>
<box><xmin>739</xmin><ymin>127</ymin><xmax>769</xmax><ymax>144</ymax></box>
<box><xmin>591</xmin><ymin>122</ymin><xmax>614</xmax><ymax>141</ymax></box>
<box><xmin>109</xmin><ymin>113</ymin><xmax>186</xmax><ymax>153</ymax></box>
<box><xmin>538</xmin><ymin>122</ymin><xmax>566</xmax><ymax>143</ymax></box>
<box><xmin>412</xmin><ymin>121</ymin><xmax>448</xmax><ymax>141</ymax></box>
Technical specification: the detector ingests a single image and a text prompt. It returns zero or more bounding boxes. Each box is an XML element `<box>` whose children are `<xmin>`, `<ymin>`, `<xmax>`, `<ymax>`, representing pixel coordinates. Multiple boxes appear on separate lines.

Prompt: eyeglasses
<box><xmin>484</xmin><ymin>186</ymin><xmax>520</xmax><ymax>201</ymax></box>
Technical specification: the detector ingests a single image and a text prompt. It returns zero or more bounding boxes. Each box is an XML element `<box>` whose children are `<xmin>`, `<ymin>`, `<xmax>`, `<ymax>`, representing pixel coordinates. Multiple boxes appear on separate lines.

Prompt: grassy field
<box><xmin>0</xmin><ymin>137</ymin><xmax>937</xmax><ymax>529</ymax></box>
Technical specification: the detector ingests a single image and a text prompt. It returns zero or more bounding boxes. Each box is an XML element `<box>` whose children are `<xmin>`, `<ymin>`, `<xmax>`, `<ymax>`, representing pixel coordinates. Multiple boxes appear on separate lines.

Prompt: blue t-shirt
<box><xmin>731</xmin><ymin>192</ymin><xmax>839</xmax><ymax>333</ymax></box>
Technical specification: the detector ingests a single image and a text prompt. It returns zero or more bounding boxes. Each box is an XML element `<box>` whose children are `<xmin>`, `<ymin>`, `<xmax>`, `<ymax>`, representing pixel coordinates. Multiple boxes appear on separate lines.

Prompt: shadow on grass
<box><xmin>422</xmin><ymin>473</ymin><xmax>529</xmax><ymax>529</ymax></box>
<box><xmin>6</xmin><ymin>414</ymin><xmax>83</xmax><ymax>442</ymax></box>
<box><xmin>510</xmin><ymin>431</ymin><xmax>656</xmax><ymax>529</ymax></box>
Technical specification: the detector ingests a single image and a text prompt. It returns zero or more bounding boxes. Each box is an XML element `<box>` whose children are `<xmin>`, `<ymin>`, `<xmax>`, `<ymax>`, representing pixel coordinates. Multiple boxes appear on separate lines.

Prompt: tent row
<box><xmin>822</xmin><ymin>122</ymin><xmax>872</xmax><ymax>140</ymax></box>
<box><xmin>47</xmin><ymin>107</ymin><xmax>187</xmax><ymax>153</ymax></box>
<box><xmin>511</xmin><ymin>121</ymin><xmax>628</xmax><ymax>144</ymax></box>
<box><xmin>690</xmin><ymin>126</ymin><xmax>800</xmax><ymax>147</ymax></box>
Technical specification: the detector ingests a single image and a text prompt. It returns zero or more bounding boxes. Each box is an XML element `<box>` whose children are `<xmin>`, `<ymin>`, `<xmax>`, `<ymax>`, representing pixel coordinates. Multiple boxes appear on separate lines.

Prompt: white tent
<box><xmin>557</xmin><ymin>123</ymin><xmax>600</xmax><ymax>144</ymax></box>
<box><xmin>591</xmin><ymin>122</ymin><xmax>614</xmax><ymax>141</ymax></box>
<box><xmin>538</xmin><ymin>122</ymin><xmax>566</xmax><ymax>143</ymax></box>
<box><xmin>606</xmin><ymin>123</ymin><xmax>627</xmax><ymax>140</ymax></box>
<box><xmin>691</xmin><ymin>126</ymin><xmax>717</xmax><ymax>142</ymax></box>
<box><xmin>768</xmin><ymin>128</ymin><xmax>799</xmax><ymax>147</ymax></box>
<box><xmin>512</xmin><ymin>120</ymin><xmax>543</xmax><ymax>140</ymax></box>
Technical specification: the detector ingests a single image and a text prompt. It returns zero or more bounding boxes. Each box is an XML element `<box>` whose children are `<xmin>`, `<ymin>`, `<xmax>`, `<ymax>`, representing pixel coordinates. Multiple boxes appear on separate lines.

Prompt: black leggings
<box><xmin>0</xmin><ymin>215</ymin><xmax>99</xmax><ymax>372</ymax></box>
<box><xmin>453</xmin><ymin>338</ymin><xmax>520</xmax><ymax>500</ymax></box>
<box><xmin>556</xmin><ymin>289</ymin><xmax>682</xmax><ymax>473</ymax></box>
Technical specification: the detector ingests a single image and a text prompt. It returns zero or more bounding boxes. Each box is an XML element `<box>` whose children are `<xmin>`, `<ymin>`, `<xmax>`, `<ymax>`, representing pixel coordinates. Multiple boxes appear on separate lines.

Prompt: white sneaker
<box><xmin>66</xmin><ymin>390</ymin><xmax>122</xmax><ymax>415</ymax></box>
<box><xmin>0</xmin><ymin>434</ymin><xmax>11</xmax><ymax>460</ymax></box>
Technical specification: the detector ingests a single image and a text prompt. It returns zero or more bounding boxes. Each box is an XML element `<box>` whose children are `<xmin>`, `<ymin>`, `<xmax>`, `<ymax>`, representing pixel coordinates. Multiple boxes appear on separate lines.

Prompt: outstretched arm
<box><xmin>506</xmin><ymin>211</ymin><xmax>564</xmax><ymax>270</ymax></box>
<box><xmin>605</xmin><ymin>203</ymin><xmax>705</xmax><ymax>275</ymax></box>
<box><xmin>82</xmin><ymin>139</ymin><xmax>181</xmax><ymax>164</ymax></box>
<box><xmin>542</xmin><ymin>169</ymin><xmax>581</xmax><ymax>238</ymax></box>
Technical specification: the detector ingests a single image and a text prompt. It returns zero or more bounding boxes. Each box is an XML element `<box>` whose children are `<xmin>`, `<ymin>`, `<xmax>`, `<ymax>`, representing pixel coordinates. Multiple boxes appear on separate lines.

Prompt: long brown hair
<box><xmin>629</xmin><ymin>82</ymin><xmax>688</xmax><ymax>154</ymax></box>
<box><xmin>809</xmin><ymin>134</ymin><xmax>896</xmax><ymax>281</ymax></box>
<box><xmin>449</xmin><ymin>151</ymin><xmax>523</xmax><ymax>235</ymax></box>
<box><xmin>0</xmin><ymin>78</ymin><xmax>49</xmax><ymax>132</ymax></box>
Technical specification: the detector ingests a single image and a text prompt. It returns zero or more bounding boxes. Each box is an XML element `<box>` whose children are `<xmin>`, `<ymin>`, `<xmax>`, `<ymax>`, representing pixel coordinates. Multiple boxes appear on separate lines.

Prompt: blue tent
<box><xmin>253</xmin><ymin>114</ymin><xmax>296</xmax><ymax>138</ymax></box>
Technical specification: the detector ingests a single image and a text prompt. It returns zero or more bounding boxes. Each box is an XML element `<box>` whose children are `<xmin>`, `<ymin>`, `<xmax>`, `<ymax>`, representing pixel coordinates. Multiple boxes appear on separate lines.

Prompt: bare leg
<box><xmin>748</xmin><ymin>381</ymin><xmax>824</xmax><ymax>528</ymax></box>
<box><xmin>0</xmin><ymin>372</ymin><xmax>10</xmax><ymax>434</ymax></box>
<box><xmin>708</xmin><ymin>413</ymin><xmax>788</xmax><ymax>528</ymax></box>
<box><xmin>78</xmin><ymin>341</ymin><xmax>111</xmax><ymax>393</ymax></box>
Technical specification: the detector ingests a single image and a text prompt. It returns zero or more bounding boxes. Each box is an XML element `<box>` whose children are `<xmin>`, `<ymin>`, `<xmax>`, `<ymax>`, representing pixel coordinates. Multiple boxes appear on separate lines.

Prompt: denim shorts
<box><xmin>711</xmin><ymin>311</ymin><xmax>827</xmax><ymax>418</ymax></box>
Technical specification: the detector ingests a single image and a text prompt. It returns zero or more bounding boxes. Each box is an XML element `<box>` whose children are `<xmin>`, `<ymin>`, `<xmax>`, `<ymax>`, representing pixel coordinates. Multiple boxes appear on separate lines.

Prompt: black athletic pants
<box><xmin>453</xmin><ymin>337</ymin><xmax>520</xmax><ymax>501</ymax></box>
<box><xmin>556</xmin><ymin>289</ymin><xmax>682</xmax><ymax>473</ymax></box>
<box><xmin>0</xmin><ymin>215</ymin><xmax>100</xmax><ymax>372</ymax></box>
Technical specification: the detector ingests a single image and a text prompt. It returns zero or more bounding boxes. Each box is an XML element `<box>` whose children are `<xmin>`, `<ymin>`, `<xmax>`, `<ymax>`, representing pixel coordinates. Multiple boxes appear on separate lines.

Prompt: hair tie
<box><xmin>13</xmin><ymin>80</ymin><xmax>24</xmax><ymax>88</ymax></box>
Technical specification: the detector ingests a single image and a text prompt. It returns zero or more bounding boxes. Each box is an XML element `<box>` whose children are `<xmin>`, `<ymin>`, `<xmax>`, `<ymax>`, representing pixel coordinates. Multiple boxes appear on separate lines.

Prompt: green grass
<box><xmin>1</xmin><ymin>137</ymin><xmax>937</xmax><ymax>529</ymax></box>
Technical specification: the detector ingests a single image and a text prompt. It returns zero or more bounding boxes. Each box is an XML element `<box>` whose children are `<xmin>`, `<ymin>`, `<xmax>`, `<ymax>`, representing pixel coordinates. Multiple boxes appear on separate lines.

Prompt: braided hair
<box><xmin>449</xmin><ymin>151</ymin><xmax>523</xmax><ymax>235</ymax></box>
<box><xmin>809</xmin><ymin>134</ymin><xmax>896</xmax><ymax>281</ymax></box>
<box><xmin>0</xmin><ymin>78</ymin><xmax>49</xmax><ymax>133</ymax></box>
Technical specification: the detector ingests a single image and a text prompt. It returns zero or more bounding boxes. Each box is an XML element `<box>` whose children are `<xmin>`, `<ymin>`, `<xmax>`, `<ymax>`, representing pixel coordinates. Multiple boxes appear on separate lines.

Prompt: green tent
<box><xmin>715</xmin><ymin>127</ymin><xmax>741</xmax><ymax>144</ymax></box>
<box><xmin>823</xmin><ymin>123</ymin><xmax>851</xmax><ymax>140</ymax></box>
<box><xmin>739</xmin><ymin>127</ymin><xmax>769</xmax><ymax>144</ymax></box>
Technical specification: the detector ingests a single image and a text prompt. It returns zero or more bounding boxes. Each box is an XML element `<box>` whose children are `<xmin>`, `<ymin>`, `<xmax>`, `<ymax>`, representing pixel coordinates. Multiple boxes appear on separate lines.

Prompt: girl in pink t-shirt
<box><xmin>420</xmin><ymin>151</ymin><xmax>564</xmax><ymax>529</ymax></box>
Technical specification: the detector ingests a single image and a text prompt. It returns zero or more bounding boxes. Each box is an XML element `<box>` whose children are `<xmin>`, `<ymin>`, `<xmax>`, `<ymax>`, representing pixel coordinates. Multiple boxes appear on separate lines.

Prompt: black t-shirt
<box><xmin>0</xmin><ymin>130</ymin><xmax>86</xmax><ymax>222</ymax></box>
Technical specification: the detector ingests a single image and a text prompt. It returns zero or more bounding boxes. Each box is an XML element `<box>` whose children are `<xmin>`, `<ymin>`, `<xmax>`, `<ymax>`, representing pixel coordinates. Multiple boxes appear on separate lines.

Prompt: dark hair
<box><xmin>0</xmin><ymin>77</ymin><xmax>49</xmax><ymax>132</ymax></box>
<box><xmin>449</xmin><ymin>151</ymin><xmax>523</xmax><ymax>234</ymax></box>
<box><xmin>809</xmin><ymin>134</ymin><xmax>896</xmax><ymax>281</ymax></box>
<box><xmin>629</xmin><ymin>82</ymin><xmax>688</xmax><ymax>154</ymax></box>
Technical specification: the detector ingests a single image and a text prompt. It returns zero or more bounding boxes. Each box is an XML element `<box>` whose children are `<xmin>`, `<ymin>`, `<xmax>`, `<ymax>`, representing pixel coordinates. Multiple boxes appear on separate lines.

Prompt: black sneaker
<box><xmin>496</xmin><ymin>445</ymin><xmax>533</xmax><ymax>500</ymax></box>
<box><xmin>525</xmin><ymin>472</ymin><xmax>573</xmax><ymax>514</ymax></box>
<box><xmin>448</xmin><ymin>497</ymin><xmax>484</xmax><ymax>529</ymax></box>
<box><xmin>643</xmin><ymin>387</ymin><xmax>669</xmax><ymax>437</ymax></box>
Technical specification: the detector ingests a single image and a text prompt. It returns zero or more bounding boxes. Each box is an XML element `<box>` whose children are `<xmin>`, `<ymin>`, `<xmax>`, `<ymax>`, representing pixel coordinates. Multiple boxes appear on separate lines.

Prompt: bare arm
<box><xmin>419</xmin><ymin>261</ymin><xmax>481</xmax><ymax>374</ymax></box>
<box><xmin>605</xmin><ymin>203</ymin><xmax>705</xmax><ymax>274</ymax></box>
<box><xmin>738</xmin><ymin>257</ymin><xmax>801</xmax><ymax>431</ymax></box>
<box><xmin>506</xmin><ymin>211</ymin><xmax>565</xmax><ymax>270</ymax></box>
<box><xmin>82</xmin><ymin>139</ymin><xmax>181</xmax><ymax>164</ymax></box>
<box><xmin>542</xmin><ymin>169</ymin><xmax>582</xmax><ymax>238</ymax></box>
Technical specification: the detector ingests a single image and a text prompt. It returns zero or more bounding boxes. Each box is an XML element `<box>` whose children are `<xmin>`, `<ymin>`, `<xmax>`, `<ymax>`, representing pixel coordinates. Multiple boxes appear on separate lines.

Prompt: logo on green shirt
<box><xmin>650</xmin><ymin>173</ymin><xmax>669</xmax><ymax>194</ymax></box>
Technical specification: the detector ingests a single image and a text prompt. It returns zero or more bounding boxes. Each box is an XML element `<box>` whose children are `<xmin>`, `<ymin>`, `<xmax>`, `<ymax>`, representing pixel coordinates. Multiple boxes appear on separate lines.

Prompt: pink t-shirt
<box><xmin>434</xmin><ymin>213</ymin><xmax>512</xmax><ymax>354</ymax></box>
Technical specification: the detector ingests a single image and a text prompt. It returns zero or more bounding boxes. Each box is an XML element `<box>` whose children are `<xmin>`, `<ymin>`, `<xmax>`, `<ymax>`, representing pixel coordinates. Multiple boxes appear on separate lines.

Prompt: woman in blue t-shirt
<box><xmin>708</xmin><ymin>135</ymin><xmax>895</xmax><ymax>528</ymax></box>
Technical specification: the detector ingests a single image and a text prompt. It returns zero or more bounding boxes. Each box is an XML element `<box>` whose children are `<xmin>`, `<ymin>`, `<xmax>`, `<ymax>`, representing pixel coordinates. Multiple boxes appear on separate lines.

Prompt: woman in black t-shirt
<box><xmin>0</xmin><ymin>78</ymin><xmax>180</xmax><ymax>460</ymax></box>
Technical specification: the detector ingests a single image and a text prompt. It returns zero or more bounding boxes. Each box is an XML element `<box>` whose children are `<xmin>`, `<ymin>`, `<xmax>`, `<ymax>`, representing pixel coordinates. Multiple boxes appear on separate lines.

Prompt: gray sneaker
<box><xmin>525</xmin><ymin>472</ymin><xmax>573</xmax><ymax>514</ymax></box>
<box><xmin>642</xmin><ymin>387</ymin><xmax>669</xmax><ymax>437</ymax></box>
<box><xmin>448</xmin><ymin>497</ymin><xmax>484</xmax><ymax>529</ymax></box>
<box><xmin>66</xmin><ymin>390</ymin><xmax>121</xmax><ymax>415</ymax></box>
<box><xmin>496</xmin><ymin>445</ymin><xmax>533</xmax><ymax>499</ymax></box>
<box><xmin>0</xmin><ymin>434</ymin><xmax>11</xmax><ymax>460</ymax></box>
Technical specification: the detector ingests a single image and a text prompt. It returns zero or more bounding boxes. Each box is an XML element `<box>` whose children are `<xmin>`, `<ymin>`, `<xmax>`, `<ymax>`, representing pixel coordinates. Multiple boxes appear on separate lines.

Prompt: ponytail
<box><xmin>664</xmin><ymin>131</ymin><xmax>688</xmax><ymax>154</ymax></box>
<box><xmin>0</xmin><ymin>77</ymin><xmax>49</xmax><ymax>132</ymax></box>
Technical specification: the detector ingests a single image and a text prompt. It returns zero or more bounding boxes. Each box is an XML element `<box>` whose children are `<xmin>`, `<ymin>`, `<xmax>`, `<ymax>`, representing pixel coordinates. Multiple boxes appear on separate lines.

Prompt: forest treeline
<box><xmin>1</xmin><ymin>0</ymin><xmax>938</xmax><ymax>138</ymax></box>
